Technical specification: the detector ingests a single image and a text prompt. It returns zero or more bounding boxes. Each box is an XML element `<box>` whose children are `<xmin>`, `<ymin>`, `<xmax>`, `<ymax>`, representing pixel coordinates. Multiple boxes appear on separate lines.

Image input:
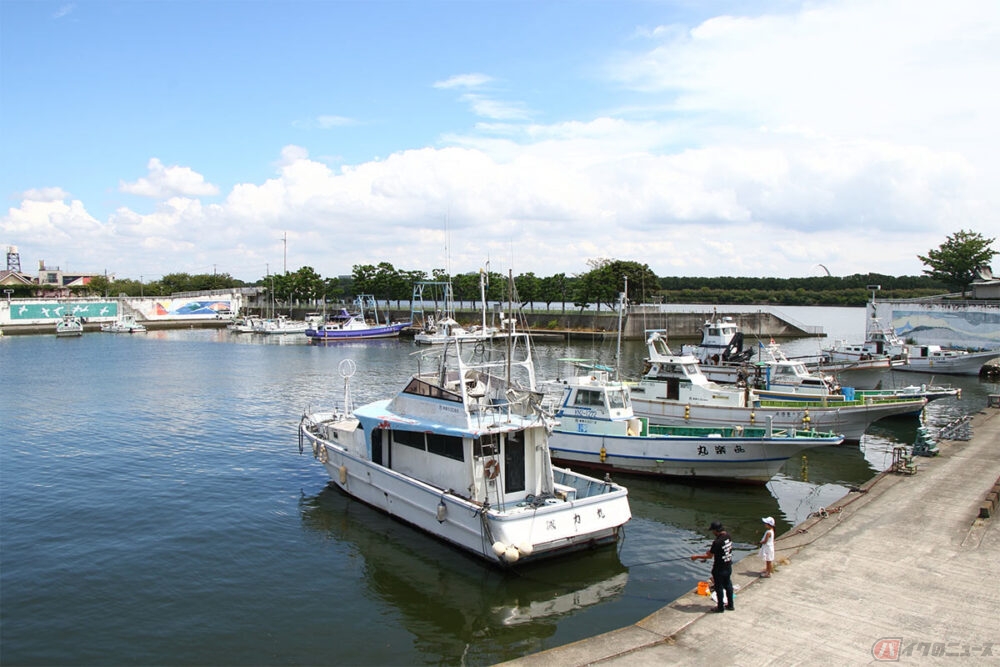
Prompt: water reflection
<box><xmin>298</xmin><ymin>484</ymin><xmax>628</xmax><ymax>663</ymax></box>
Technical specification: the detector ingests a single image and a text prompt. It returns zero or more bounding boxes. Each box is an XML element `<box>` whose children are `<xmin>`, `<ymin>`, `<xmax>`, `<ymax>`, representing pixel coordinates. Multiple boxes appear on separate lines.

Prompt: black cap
<box><xmin>709</xmin><ymin>521</ymin><xmax>723</xmax><ymax>531</ymax></box>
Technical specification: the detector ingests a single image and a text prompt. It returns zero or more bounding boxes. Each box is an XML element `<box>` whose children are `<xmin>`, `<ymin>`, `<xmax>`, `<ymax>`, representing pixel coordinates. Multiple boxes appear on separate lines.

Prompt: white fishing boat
<box><xmin>100</xmin><ymin>315</ymin><xmax>147</xmax><ymax>333</ymax></box>
<box><xmin>821</xmin><ymin>288</ymin><xmax>908</xmax><ymax>364</ymax></box>
<box><xmin>544</xmin><ymin>370</ymin><xmax>845</xmax><ymax>483</ymax></box>
<box><xmin>298</xmin><ymin>331</ymin><xmax>632</xmax><ymax>567</ymax></box>
<box><xmin>55</xmin><ymin>313</ymin><xmax>83</xmax><ymax>337</ymax></box>
<box><xmin>227</xmin><ymin>316</ymin><xmax>260</xmax><ymax>333</ymax></box>
<box><xmin>254</xmin><ymin>315</ymin><xmax>310</xmax><ymax>335</ymax></box>
<box><xmin>897</xmin><ymin>345</ymin><xmax>999</xmax><ymax>376</ymax></box>
<box><xmin>683</xmin><ymin>315</ymin><xmax>753</xmax><ymax>364</ymax></box>
<box><xmin>628</xmin><ymin>331</ymin><xmax>926</xmax><ymax>443</ymax></box>
<box><xmin>750</xmin><ymin>341</ymin><xmax>959</xmax><ymax>403</ymax></box>
<box><xmin>413</xmin><ymin>269</ymin><xmax>501</xmax><ymax>345</ymax></box>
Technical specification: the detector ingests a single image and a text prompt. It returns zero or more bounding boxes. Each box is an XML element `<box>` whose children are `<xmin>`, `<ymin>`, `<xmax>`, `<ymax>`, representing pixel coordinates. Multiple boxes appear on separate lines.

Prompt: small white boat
<box><xmin>299</xmin><ymin>331</ymin><xmax>632</xmax><ymax>567</ymax></box>
<box><xmin>101</xmin><ymin>315</ymin><xmax>146</xmax><ymax>334</ymax></box>
<box><xmin>254</xmin><ymin>315</ymin><xmax>310</xmax><ymax>335</ymax></box>
<box><xmin>681</xmin><ymin>314</ymin><xmax>754</xmax><ymax>363</ymax></box>
<box><xmin>227</xmin><ymin>316</ymin><xmax>260</xmax><ymax>333</ymax></box>
<box><xmin>55</xmin><ymin>314</ymin><xmax>84</xmax><ymax>337</ymax></box>
<box><xmin>413</xmin><ymin>316</ymin><xmax>498</xmax><ymax>345</ymax></box>
<box><xmin>898</xmin><ymin>345</ymin><xmax>999</xmax><ymax>376</ymax></box>
<box><xmin>821</xmin><ymin>292</ymin><xmax>908</xmax><ymax>364</ymax></box>
<box><xmin>749</xmin><ymin>342</ymin><xmax>958</xmax><ymax>403</ymax></box>
<box><xmin>544</xmin><ymin>370</ymin><xmax>845</xmax><ymax>484</ymax></box>
<box><xmin>413</xmin><ymin>270</ymin><xmax>502</xmax><ymax>345</ymax></box>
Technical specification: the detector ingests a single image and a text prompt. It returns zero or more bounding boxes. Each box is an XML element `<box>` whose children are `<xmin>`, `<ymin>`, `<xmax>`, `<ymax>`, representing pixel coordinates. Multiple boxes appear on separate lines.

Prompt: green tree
<box><xmin>289</xmin><ymin>266</ymin><xmax>324</xmax><ymax>305</ymax></box>
<box><xmin>539</xmin><ymin>273</ymin><xmax>569</xmax><ymax>313</ymax></box>
<box><xmin>917</xmin><ymin>230</ymin><xmax>997</xmax><ymax>297</ymax></box>
<box><xmin>513</xmin><ymin>272</ymin><xmax>540</xmax><ymax>312</ymax></box>
<box><xmin>576</xmin><ymin>258</ymin><xmax>661</xmax><ymax>310</ymax></box>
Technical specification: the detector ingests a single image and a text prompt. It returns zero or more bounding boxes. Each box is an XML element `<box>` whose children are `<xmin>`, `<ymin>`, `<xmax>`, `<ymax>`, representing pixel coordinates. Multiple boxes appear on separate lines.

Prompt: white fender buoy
<box><xmin>338</xmin><ymin>465</ymin><xmax>347</xmax><ymax>485</ymax></box>
<box><xmin>516</xmin><ymin>542</ymin><xmax>533</xmax><ymax>557</ymax></box>
<box><xmin>504</xmin><ymin>546</ymin><xmax>520</xmax><ymax>563</ymax></box>
<box><xmin>492</xmin><ymin>541</ymin><xmax>507</xmax><ymax>557</ymax></box>
<box><xmin>436</xmin><ymin>500</ymin><xmax>447</xmax><ymax>522</ymax></box>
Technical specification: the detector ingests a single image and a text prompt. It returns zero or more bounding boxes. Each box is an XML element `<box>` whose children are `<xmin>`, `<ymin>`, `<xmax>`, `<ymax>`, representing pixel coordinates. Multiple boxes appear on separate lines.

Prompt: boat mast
<box><xmin>506</xmin><ymin>269</ymin><xmax>513</xmax><ymax>384</ymax></box>
<box><xmin>615</xmin><ymin>276</ymin><xmax>627</xmax><ymax>381</ymax></box>
<box><xmin>480</xmin><ymin>267</ymin><xmax>488</xmax><ymax>332</ymax></box>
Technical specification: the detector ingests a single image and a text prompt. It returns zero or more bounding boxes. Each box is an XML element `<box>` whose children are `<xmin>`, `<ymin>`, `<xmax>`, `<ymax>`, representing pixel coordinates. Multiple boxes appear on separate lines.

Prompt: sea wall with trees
<box><xmin>63</xmin><ymin>265</ymin><xmax>947</xmax><ymax>310</ymax></box>
<box><xmin>22</xmin><ymin>229</ymin><xmax>993</xmax><ymax>311</ymax></box>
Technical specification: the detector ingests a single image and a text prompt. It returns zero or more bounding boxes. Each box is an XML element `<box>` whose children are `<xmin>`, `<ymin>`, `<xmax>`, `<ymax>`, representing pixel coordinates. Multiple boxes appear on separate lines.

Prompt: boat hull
<box><xmin>305</xmin><ymin>323</ymin><xmax>409</xmax><ymax>341</ymax></box>
<box><xmin>896</xmin><ymin>351</ymin><xmax>999</xmax><ymax>375</ymax></box>
<box><xmin>548</xmin><ymin>430</ymin><xmax>843</xmax><ymax>483</ymax></box>
<box><xmin>628</xmin><ymin>394</ymin><xmax>924</xmax><ymax>442</ymax></box>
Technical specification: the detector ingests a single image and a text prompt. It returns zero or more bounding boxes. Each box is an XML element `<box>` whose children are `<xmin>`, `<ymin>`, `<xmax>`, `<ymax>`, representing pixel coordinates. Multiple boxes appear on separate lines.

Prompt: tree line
<box><xmin>17</xmin><ymin>229</ymin><xmax>995</xmax><ymax>309</ymax></box>
<box><xmin>68</xmin><ymin>263</ymin><xmax>947</xmax><ymax>309</ymax></box>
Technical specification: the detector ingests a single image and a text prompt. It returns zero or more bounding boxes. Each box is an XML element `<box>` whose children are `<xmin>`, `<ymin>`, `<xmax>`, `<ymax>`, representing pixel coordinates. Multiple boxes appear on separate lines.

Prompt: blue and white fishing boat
<box><xmin>298</xmin><ymin>331</ymin><xmax>631</xmax><ymax>567</ymax></box>
<box><xmin>544</xmin><ymin>369</ymin><xmax>845</xmax><ymax>484</ymax></box>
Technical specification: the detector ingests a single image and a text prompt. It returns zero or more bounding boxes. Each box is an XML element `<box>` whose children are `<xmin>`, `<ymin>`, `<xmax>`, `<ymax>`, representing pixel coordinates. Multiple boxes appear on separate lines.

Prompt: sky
<box><xmin>1</xmin><ymin>0</ymin><xmax>998</xmax><ymax>284</ymax></box>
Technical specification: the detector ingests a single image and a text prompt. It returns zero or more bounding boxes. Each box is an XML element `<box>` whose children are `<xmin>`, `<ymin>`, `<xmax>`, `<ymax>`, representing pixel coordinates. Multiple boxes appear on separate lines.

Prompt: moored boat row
<box><xmin>295</xmin><ymin>290</ymin><xmax>963</xmax><ymax>569</ymax></box>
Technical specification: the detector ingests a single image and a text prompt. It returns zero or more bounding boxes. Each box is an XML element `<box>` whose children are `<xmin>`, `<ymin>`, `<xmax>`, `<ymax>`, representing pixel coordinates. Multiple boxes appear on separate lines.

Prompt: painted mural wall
<box><xmin>4</xmin><ymin>300</ymin><xmax>118</xmax><ymax>322</ymax></box>
<box><xmin>874</xmin><ymin>300</ymin><xmax>1000</xmax><ymax>348</ymax></box>
<box><xmin>0</xmin><ymin>295</ymin><xmax>235</xmax><ymax>326</ymax></box>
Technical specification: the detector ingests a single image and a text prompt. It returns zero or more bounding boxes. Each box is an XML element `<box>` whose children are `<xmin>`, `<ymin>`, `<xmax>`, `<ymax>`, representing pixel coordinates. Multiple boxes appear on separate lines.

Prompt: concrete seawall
<box><xmin>395</xmin><ymin>308</ymin><xmax>819</xmax><ymax>341</ymax></box>
<box><xmin>500</xmin><ymin>405</ymin><xmax>1000</xmax><ymax>666</ymax></box>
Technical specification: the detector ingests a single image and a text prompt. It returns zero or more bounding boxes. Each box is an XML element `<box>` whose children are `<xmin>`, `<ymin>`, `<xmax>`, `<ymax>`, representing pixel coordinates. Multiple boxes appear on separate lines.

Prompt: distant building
<box><xmin>971</xmin><ymin>266</ymin><xmax>1000</xmax><ymax>300</ymax></box>
<box><xmin>0</xmin><ymin>246</ymin><xmax>110</xmax><ymax>297</ymax></box>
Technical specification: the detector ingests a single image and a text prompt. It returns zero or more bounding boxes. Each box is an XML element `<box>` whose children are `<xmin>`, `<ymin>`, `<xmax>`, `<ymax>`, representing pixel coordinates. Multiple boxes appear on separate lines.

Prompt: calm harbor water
<box><xmin>2</xmin><ymin>306</ymin><xmax>996</xmax><ymax>665</ymax></box>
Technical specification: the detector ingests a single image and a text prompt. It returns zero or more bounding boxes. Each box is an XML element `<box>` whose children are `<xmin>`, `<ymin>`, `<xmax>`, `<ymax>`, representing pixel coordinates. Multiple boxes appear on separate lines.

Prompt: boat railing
<box><xmin>551</xmin><ymin>468</ymin><xmax>620</xmax><ymax>498</ymax></box>
<box><xmin>757</xmin><ymin>396</ymin><xmax>925</xmax><ymax>409</ymax></box>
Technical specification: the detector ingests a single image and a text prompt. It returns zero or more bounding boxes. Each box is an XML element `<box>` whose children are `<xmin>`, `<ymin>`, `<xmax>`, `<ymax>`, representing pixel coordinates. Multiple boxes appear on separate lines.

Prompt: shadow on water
<box><xmin>298</xmin><ymin>484</ymin><xmax>629</xmax><ymax>664</ymax></box>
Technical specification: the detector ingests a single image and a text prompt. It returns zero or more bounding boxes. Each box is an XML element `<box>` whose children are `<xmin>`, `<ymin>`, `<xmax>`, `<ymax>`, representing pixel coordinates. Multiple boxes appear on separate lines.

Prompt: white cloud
<box><xmin>4</xmin><ymin>0</ymin><xmax>997</xmax><ymax>282</ymax></box>
<box><xmin>19</xmin><ymin>187</ymin><xmax>70</xmax><ymax>202</ymax></box>
<box><xmin>316</xmin><ymin>115</ymin><xmax>355</xmax><ymax>128</ymax></box>
<box><xmin>433</xmin><ymin>73</ymin><xmax>493</xmax><ymax>89</ymax></box>
<box><xmin>119</xmin><ymin>158</ymin><xmax>219</xmax><ymax>199</ymax></box>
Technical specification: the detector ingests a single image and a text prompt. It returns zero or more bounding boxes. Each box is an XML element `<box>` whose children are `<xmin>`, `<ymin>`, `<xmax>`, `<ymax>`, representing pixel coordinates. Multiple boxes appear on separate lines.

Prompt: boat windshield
<box><xmin>607</xmin><ymin>388</ymin><xmax>628</xmax><ymax>410</ymax></box>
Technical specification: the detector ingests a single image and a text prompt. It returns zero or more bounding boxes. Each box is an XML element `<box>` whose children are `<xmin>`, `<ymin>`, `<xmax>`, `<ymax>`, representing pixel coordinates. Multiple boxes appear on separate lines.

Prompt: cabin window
<box><xmin>427</xmin><ymin>433</ymin><xmax>464</xmax><ymax>461</ymax></box>
<box><xmin>391</xmin><ymin>429</ymin><xmax>465</xmax><ymax>462</ymax></box>
<box><xmin>393</xmin><ymin>429</ymin><xmax>425</xmax><ymax>450</ymax></box>
<box><xmin>573</xmin><ymin>389</ymin><xmax>604</xmax><ymax>407</ymax></box>
<box><xmin>372</xmin><ymin>431</ymin><xmax>384</xmax><ymax>465</ymax></box>
<box><xmin>401</xmin><ymin>377</ymin><xmax>463</xmax><ymax>403</ymax></box>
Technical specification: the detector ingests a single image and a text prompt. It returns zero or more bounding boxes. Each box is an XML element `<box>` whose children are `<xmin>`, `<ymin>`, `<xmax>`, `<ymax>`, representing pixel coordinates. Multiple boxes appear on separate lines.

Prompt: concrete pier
<box><xmin>502</xmin><ymin>406</ymin><xmax>1000</xmax><ymax>666</ymax></box>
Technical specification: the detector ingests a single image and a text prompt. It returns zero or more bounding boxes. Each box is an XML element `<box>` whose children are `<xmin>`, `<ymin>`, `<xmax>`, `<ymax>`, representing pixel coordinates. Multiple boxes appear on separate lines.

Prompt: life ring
<box><xmin>483</xmin><ymin>459</ymin><xmax>499</xmax><ymax>480</ymax></box>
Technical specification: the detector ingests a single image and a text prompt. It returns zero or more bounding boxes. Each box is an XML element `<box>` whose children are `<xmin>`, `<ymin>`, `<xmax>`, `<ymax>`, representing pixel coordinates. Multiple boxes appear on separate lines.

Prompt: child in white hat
<box><xmin>759</xmin><ymin>517</ymin><xmax>775</xmax><ymax>577</ymax></box>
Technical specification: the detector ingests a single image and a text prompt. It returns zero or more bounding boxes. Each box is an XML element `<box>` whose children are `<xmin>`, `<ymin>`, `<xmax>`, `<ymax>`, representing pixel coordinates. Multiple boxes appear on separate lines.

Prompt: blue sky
<box><xmin>2</xmin><ymin>0</ymin><xmax>997</xmax><ymax>283</ymax></box>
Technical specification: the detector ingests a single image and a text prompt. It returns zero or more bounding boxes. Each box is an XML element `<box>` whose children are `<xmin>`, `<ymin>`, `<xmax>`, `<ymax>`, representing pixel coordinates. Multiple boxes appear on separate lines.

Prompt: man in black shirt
<box><xmin>691</xmin><ymin>520</ymin><xmax>734</xmax><ymax>613</ymax></box>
